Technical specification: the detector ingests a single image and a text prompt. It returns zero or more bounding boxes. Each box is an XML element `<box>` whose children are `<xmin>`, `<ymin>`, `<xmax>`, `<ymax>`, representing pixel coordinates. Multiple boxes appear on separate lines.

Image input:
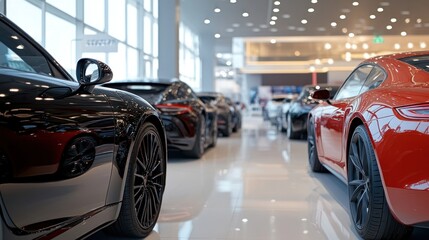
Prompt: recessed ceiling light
<box><xmin>246</xmin><ymin>22</ymin><xmax>254</xmax><ymax>27</ymax></box>
<box><xmin>226</xmin><ymin>28</ymin><xmax>234</xmax><ymax>32</ymax></box>
<box><xmin>352</xmin><ymin>2</ymin><xmax>359</xmax><ymax>6</ymax></box>
<box><xmin>370</xmin><ymin>15</ymin><xmax>376</xmax><ymax>19</ymax></box>
<box><xmin>340</xmin><ymin>15</ymin><xmax>346</xmax><ymax>19</ymax></box>
<box><xmin>390</xmin><ymin>18</ymin><xmax>397</xmax><ymax>23</ymax></box>
<box><xmin>271</xmin><ymin>16</ymin><xmax>278</xmax><ymax>20</ymax></box>
<box><xmin>288</xmin><ymin>26</ymin><xmax>296</xmax><ymax>30</ymax></box>
<box><xmin>417</xmin><ymin>18</ymin><xmax>422</xmax><ymax>23</ymax></box>
<box><xmin>270</xmin><ymin>39</ymin><xmax>277</xmax><ymax>44</ymax></box>
<box><xmin>308</xmin><ymin>8</ymin><xmax>314</xmax><ymax>13</ymax></box>
<box><xmin>386</xmin><ymin>25</ymin><xmax>392</xmax><ymax>30</ymax></box>
<box><xmin>328</xmin><ymin>59</ymin><xmax>334</xmax><ymax>64</ymax></box>
<box><xmin>348</xmin><ymin>32</ymin><xmax>355</xmax><ymax>37</ymax></box>
<box><xmin>232</xmin><ymin>23</ymin><xmax>240</xmax><ymax>27</ymax></box>
<box><xmin>324</xmin><ymin>43</ymin><xmax>332</xmax><ymax>50</ymax></box>
<box><xmin>345</xmin><ymin>43</ymin><xmax>351</xmax><ymax>49</ymax></box>
<box><xmin>342</xmin><ymin>28</ymin><xmax>348</xmax><ymax>33</ymax></box>
<box><xmin>341</xmin><ymin>9</ymin><xmax>351</xmax><ymax>13</ymax></box>
<box><xmin>273</xmin><ymin>8</ymin><xmax>279</xmax><ymax>12</ymax></box>
<box><xmin>317</xmin><ymin>27</ymin><xmax>326</xmax><ymax>31</ymax></box>
<box><xmin>270</xmin><ymin>28</ymin><xmax>278</xmax><ymax>32</ymax></box>
<box><xmin>401</xmin><ymin>11</ymin><xmax>410</xmax><ymax>15</ymax></box>
<box><xmin>295</xmin><ymin>51</ymin><xmax>301</xmax><ymax>56</ymax></box>
<box><xmin>362</xmin><ymin>43</ymin><xmax>369</xmax><ymax>49</ymax></box>
<box><xmin>214</xmin><ymin>33</ymin><xmax>221</xmax><ymax>38</ymax></box>
<box><xmin>253</xmin><ymin>28</ymin><xmax>260</xmax><ymax>32</ymax></box>
<box><xmin>204</xmin><ymin>19</ymin><xmax>211</xmax><ymax>24</ymax></box>
<box><xmin>380</xmin><ymin>2</ymin><xmax>390</xmax><ymax>6</ymax></box>
<box><xmin>297</xmin><ymin>27</ymin><xmax>306</xmax><ymax>31</ymax></box>
<box><xmin>377</xmin><ymin>7</ymin><xmax>383</xmax><ymax>12</ymax></box>
<box><xmin>401</xmin><ymin>31</ymin><xmax>407</xmax><ymax>36</ymax></box>
<box><xmin>331</xmin><ymin>22</ymin><xmax>337</xmax><ymax>27</ymax></box>
<box><xmin>394</xmin><ymin>43</ymin><xmax>401</xmax><ymax>49</ymax></box>
<box><xmin>311</xmin><ymin>0</ymin><xmax>317</xmax><ymax>3</ymax></box>
<box><xmin>282</xmin><ymin>14</ymin><xmax>290</xmax><ymax>18</ymax></box>
<box><xmin>270</xmin><ymin>21</ymin><xmax>276</xmax><ymax>25</ymax></box>
<box><xmin>230</xmin><ymin>0</ymin><xmax>237</xmax><ymax>3</ymax></box>
<box><xmin>405</xmin><ymin>18</ymin><xmax>411</xmax><ymax>23</ymax></box>
<box><xmin>420</xmin><ymin>42</ymin><xmax>427</xmax><ymax>48</ymax></box>
<box><xmin>301</xmin><ymin>19</ymin><xmax>308</xmax><ymax>24</ymax></box>
<box><xmin>214</xmin><ymin>8</ymin><xmax>221</xmax><ymax>13</ymax></box>
<box><xmin>408</xmin><ymin>42</ymin><xmax>414</xmax><ymax>49</ymax></box>
<box><xmin>242</xmin><ymin>12</ymin><xmax>249</xmax><ymax>17</ymax></box>
<box><xmin>260</xmin><ymin>24</ymin><xmax>268</xmax><ymax>28</ymax></box>
<box><xmin>274</xmin><ymin>1</ymin><xmax>280</xmax><ymax>5</ymax></box>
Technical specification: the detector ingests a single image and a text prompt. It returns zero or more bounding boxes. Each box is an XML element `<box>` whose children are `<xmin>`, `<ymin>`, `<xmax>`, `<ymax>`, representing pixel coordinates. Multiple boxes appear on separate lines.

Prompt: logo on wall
<box><xmin>82</xmin><ymin>34</ymin><xmax>118</xmax><ymax>53</ymax></box>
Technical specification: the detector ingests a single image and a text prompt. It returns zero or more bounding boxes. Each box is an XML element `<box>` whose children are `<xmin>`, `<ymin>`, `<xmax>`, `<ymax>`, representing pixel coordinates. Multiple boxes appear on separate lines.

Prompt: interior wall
<box><xmin>261</xmin><ymin>73</ymin><xmax>328</xmax><ymax>86</ymax></box>
<box><xmin>328</xmin><ymin>70</ymin><xmax>351</xmax><ymax>84</ymax></box>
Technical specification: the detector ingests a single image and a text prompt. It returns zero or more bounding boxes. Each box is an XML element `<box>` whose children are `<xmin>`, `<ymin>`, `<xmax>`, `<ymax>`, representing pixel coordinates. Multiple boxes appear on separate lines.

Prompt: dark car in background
<box><xmin>197</xmin><ymin>92</ymin><xmax>234</xmax><ymax>137</ymax></box>
<box><xmin>104</xmin><ymin>80</ymin><xmax>208</xmax><ymax>158</ymax></box>
<box><xmin>198</xmin><ymin>95</ymin><xmax>218</xmax><ymax>148</ymax></box>
<box><xmin>225</xmin><ymin>97</ymin><xmax>242</xmax><ymax>133</ymax></box>
<box><xmin>286</xmin><ymin>84</ymin><xmax>339</xmax><ymax>139</ymax></box>
<box><xmin>0</xmin><ymin>14</ymin><xmax>167</xmax><ymax>239</ymax></box>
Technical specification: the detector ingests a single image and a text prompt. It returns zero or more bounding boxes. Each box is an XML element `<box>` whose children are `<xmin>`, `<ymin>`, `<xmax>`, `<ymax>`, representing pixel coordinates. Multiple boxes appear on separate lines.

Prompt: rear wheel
<box><xmin>223</xmin><ymin>114</ymin><xmax>232</xmax><ymax>137</ymax></box>
<box><xmin>187</xmin><ymin>115</ymin><xmax>205</xmax><ymax>158</ymax></box>
<box><xmin>307</xmin><ymin>117</ymin><xmax>327</xmax><ymax>172</ymax></box>
<box><xmin>348</xmin><ymin>125</ymin><xmax>412</xmax><ymax>240</ymax></box>
<box><xmin>107</xmin><ymin>122</ymin><xmax>166</xmax><ymax>238</ymax></box>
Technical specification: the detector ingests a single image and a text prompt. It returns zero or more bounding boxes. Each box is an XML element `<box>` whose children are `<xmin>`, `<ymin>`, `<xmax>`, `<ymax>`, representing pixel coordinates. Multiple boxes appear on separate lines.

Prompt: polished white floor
<box><xmin>91</xmin><ymin>116</ymin><xmax>429</xmax><ymax>240</ymax></box>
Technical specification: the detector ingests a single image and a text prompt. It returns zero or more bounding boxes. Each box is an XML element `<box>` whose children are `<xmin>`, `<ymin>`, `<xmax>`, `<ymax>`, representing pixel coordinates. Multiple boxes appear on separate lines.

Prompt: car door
<box><xmin>319</xmin><ymin>65</ymin><xmax>373</xmax><ymax>169</ymax></box>
<box><xmin>0</xmin><ymin>18</ymin><xmax>115</xmax><ymax>230</ymax></box>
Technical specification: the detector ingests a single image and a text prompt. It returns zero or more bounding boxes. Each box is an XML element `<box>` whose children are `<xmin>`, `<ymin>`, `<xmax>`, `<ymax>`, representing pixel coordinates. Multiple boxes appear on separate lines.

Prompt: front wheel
<box><xmin>107</xmin><ymin>122</ymin><xmax>166</xmax><ymax>238</ymax></box>
<box><xmin>348</xmin><ymin>125</ymin><xmax>412</xmax><ymax>239</ymax></box>
<box><xmin>307</xmin><ymin>117</ymin><xmax>327</xmax><ymax>172</ymax></box>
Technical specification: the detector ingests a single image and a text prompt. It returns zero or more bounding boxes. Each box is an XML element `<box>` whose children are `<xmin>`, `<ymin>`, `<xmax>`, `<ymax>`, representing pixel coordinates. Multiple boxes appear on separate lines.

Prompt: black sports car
<box><xmin>197</xmin><ymin>92</ymin><xmax>233</xmax><ymax>137</ymax></box>
<box><xmin>103</xmin><ymin>80</ymin><xmax>208</xmax><ymax>158</ymax></box>
<box><xmin>0</xmin><ymin>14</ymin><xmax>167</xmax><ymax>239</ymax></box>
<box><xmin>286</xmin><ymin>84</ymin><xmax>339</xmax><ymax>139</ymax></box>
<box><xmin>225</xmin><ymin>97</ymin><xmax>242</xmax><ymax>133</ymax></box>
<box><xmin>197</xmin><ymin>96</ymin><xmax>218</xmax><ymax>148</ymax></box>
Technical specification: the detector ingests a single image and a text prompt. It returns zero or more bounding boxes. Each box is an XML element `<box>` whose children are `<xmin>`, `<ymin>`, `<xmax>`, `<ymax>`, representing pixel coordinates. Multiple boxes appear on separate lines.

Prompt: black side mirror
<box><xmin>311</xmin><ymin>89</ymin><xmax>330</xmax><ymax>100</ymax></box>
<box><xmin>76</xmin><ymin>58</ymin><xmax>113</xmax><ymax>86</ymax></box>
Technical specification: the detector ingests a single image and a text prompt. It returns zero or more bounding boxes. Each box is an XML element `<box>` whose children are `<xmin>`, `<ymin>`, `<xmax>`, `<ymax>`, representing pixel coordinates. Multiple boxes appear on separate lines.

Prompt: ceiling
<box><xmin>181</xmin><ymin>0</ymin><xmax>429</xmax><ymax>71</ymax></box>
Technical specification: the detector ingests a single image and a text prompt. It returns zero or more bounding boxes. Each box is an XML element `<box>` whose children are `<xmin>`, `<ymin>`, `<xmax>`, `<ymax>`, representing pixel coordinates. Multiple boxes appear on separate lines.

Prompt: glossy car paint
<box><xmin>0</xmin><ymin>14</ymin><xmax>166</xmax><ymax>239</ymax></box>
<box><xmin>197</xmin><ymin>92</ymin><xmax>233</xmax><ymax>136</ymax></box>
<box><xmin>309</xmin><ymin>51</ymin><xmax>429</xmax><ymax>226</ymax></box>
<box><xmin>198</xmin><ymin>96</ymin><xmax>218</xmax><ymax>148</ymax></box>
<box><xmin>103</xmin><ymin>81</ymin><xmax>207</xmax><ymax>154</ymax></box>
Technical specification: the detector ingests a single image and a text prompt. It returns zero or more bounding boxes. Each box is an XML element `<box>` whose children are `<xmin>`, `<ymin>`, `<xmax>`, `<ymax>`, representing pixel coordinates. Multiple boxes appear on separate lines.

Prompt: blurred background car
<box><xmin>197</xmin><ymin>92</ymin><xmax>233</xmax><ymax>137</ymax></box>
<box><xmin>286</xmin><ymin>84</ymin><xmax>340</xmax><ymax>139</ymax></box>
<box><xmin>104</xmin><ymin>80</ymin><xmax>208</xmax><ymax>158</ymax></box>
<box><xmin>225</xmin><ymin>97</ymin><xmax>242</xmax><ymax>133</ymax></box>
<box><xmin>278</xmin><ymin>95</ymin><xmax>297</xmax><ymax>132</ymax></box>
<box><xmin>0</xmin><ymin>14</ymin><xmax>167</xmax><ymax>239</ymax></box>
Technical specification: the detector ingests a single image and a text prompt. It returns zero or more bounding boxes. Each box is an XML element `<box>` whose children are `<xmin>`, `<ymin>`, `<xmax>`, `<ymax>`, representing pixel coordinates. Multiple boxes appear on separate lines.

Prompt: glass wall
<box><xmin>179</xmin><ymin>23</ymin><xmax>201</xmax><ymax>91</ymax></box>
<box><xmin>5</xmin><ymin>0</ymin><xmax>159</xmax><ymax>81</ymax></box>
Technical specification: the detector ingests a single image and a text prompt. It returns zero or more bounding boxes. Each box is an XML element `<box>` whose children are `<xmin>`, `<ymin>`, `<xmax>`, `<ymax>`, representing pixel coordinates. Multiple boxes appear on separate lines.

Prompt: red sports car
<box><xmin>307</xmin><ymin>51</ymin><xmax>429</xmax><ymax>239</ymax></box>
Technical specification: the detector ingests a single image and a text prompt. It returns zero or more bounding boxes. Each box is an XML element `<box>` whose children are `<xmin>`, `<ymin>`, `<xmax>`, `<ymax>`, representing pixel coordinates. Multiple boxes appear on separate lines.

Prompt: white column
<box><xmin>0</xmin><ymin>0</ymin><xmax>5</xmax><ymax>14</ymax></box>
<box><xmin>200</xmin><ymin>33</ymin><xmax>215</xmax><ymax>91</ymax></box>
<box><xmin>158</xmin><ymin>0</ymin><xmax>179</xmax><ymax>79</ymax></box>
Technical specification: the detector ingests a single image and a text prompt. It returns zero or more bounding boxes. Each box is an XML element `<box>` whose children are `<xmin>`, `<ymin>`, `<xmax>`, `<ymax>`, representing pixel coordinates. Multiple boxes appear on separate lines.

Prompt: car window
<box><xmin>335</xmin><ymin>64</ymin><xmax>373</xmax><ymax>100</ymax></box>
<box><xmin>359</xmin><ymin>66</ymin><xmax>386</xmax><ymax>94</ymax></box>
<box><xmin>0</xmin><ymin>20</ymin><xmax>52</xmax><ymax>76</ymax></box>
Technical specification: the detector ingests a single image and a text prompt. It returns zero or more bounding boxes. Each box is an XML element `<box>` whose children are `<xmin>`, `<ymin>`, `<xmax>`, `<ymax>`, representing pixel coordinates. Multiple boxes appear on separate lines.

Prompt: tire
<box><xmin>209</xmin><ymin>126</ymin><xmax>217</xmax><ymax>148</ymax></box>
<box><xmin>307</xmin><ymin>117</ymin><xmax>327</xmax><ymax>172</ymax></box>
<box><xmin>187</xmin><ymin>115</ymin><xmax>205</xmax><ymax>158</ymax></box>
<box><xmin>107</xmin><ymin>122</ymin><xmax>166</xmax><ymax>238</ymax></box>
<box><xmin>287</xmin><ymin>114</ymin><xmax>299</xmax><ymax>139</ymax></box>
<box><xmin>348</xmin><ymin>125</ymin><xmax>412</xmax><ymax>240</ymax></box>
<box><xmin>223</xmin><ymin>114</ymin><xmax>232</xmax><ymax>137</ymax></box>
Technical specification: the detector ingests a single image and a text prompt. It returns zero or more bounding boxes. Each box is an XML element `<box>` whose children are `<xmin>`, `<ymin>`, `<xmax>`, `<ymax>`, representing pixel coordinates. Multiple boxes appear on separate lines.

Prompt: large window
<box><xmin>179</xmin><ymin>23</ymin><xmax>201</xmax><ymax>91</ymax></box>
<box><xmin>6</xmin><ymin>0</ymin><xmax>159</xmax><ymax>81</ymax></box>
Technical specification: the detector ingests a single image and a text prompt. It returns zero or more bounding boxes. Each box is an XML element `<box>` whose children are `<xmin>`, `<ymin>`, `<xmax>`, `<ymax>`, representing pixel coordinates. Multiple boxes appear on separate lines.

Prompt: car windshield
<box><xmin>400</xmin><ymin>55</ymin><xmax>429</xmax><ymax>73</ymax></box>
<box><xmin>107</xmin><ymin>83</ymin><xmax>168</xmax><ymax>104</ymax></box>
<box><xmin>199</xmin><ymin>96</ymin><xmax>217</xmax><ymax>104</ymax></box>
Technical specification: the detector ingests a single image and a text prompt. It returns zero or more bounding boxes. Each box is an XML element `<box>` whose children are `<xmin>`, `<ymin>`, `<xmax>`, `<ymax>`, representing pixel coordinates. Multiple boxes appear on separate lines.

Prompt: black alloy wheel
<box><xmin>108</xmin><ymin>122</ymin><xmax>166</xmax><ymax>238</ymax></box>
<box><xmin>307</xmin><ymin>117</ymin><xmax>327</xmax><ymax>172</ymax></box>
<box><xmin>187</xmin><ymin>115</ymin><xmax>206</xmax><ymax>158</ymax></box>
<box><xmin>347</xmin><ymin>125</ymin><xmax>411</xmax><ymax>240</ymax></box>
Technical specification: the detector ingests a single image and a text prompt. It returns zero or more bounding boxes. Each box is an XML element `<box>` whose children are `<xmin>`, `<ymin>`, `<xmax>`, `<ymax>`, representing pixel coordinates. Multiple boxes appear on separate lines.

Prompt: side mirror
<box><xmin>311</xmin><ymin>89</ymin><xmax>330</xmax><ymax>100</ymax></box>
<box><xmin>76</xmin><ymin>58</ymin><xmax>113</xmax><ymax>86</ymax></box>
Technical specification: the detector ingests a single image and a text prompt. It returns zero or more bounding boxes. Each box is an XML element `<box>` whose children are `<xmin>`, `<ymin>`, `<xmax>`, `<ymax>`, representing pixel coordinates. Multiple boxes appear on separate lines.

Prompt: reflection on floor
<box><xmin>90</xmin><ymin>116</ymin><xmax>429</xmax><ymax>240</ymax></box>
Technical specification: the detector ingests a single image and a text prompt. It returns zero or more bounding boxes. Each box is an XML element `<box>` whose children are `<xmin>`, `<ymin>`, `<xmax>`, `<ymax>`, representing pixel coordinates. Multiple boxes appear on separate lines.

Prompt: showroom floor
<box><xmin>91</xmin><ymin>116</ymin><xmax>429</xmax><ymax>240</ymax></box>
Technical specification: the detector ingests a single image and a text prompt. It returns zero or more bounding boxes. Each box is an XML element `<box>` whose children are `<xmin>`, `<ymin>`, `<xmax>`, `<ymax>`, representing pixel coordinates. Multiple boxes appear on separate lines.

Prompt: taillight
<box><xmin>396</xmin><ymin>104</ymin><xmax>429</xmax><ymax>119</ymax></box>
<box><xmin>156</xmin><ymin>103</ymin><xmax>192</xmax><ymax>115</ymax></box>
